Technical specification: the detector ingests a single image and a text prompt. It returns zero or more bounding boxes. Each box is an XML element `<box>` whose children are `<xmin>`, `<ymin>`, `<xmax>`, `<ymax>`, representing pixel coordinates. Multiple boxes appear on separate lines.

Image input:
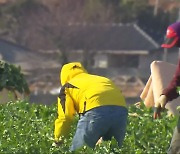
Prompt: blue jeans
<box><xmin>167</xmin><ymin>116</ymin><xmax>180</xmax><ymax>154</ymax></box>
<box><xmin>70</xmin><ymin>105</ymin><xmax>128</xmax><ymax>151</ymax></box>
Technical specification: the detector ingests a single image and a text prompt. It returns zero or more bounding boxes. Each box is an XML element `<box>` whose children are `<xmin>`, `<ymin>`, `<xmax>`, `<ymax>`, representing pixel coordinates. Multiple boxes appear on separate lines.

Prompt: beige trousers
<box><xmin>140</xmin><ymin>61</ymin><xmax>180</xmax><ymax>115</ymax></box>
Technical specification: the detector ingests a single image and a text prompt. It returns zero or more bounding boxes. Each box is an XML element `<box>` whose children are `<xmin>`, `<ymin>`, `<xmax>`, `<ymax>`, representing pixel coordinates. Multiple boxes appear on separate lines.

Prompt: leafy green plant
<box><xmin>0</xmin><ymin>60</ymin><xmax>29</xmax><ymax>94</ymax></box>
<box><xmin>0</xmin><ymin>101</ymin><xmax>177</xmax><ymax>153</ymax></box>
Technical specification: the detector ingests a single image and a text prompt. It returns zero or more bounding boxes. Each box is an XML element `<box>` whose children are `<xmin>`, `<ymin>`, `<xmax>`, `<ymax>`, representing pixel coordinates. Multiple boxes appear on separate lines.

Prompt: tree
<box><xmin>0</xmin><ymin>60</ymin><xmax>29</xmax><ymax>94</ymax></box>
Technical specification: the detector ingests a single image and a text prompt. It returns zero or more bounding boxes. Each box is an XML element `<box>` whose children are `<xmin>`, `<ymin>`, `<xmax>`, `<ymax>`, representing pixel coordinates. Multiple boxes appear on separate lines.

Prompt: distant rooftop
<box><xmin>62</xmin><ymin>23</ymin><xmax>160</xmax><ymax>51</ymax></box>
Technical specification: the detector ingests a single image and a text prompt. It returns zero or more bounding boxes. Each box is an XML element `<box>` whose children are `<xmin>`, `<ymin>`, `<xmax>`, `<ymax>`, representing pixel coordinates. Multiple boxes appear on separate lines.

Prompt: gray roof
<box><xmin>62</xmin><ymin>23</ymin><xmax>160</xmax><ymax>51</ymax></box>
<box><xmin>0</xmin><ymin>39</ymin><xmax>34</xmax><ymax>63</ymax></box>
<box><xmin>0</xmin><ymin>39</ymin><xmax>60</xmax><ymax>71</ymax></box>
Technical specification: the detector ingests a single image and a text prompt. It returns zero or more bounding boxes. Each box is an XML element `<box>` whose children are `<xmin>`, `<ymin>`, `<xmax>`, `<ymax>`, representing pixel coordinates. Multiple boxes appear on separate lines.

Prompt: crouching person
<box><xmin>154</xmin><ymin>21</ymin><xmax>180</xmax><ymax>154</ymax></box>
<box><xmin>53</xmin><ymin>62</ymin><xmax>128</xmax><ymax>151</ymax></box>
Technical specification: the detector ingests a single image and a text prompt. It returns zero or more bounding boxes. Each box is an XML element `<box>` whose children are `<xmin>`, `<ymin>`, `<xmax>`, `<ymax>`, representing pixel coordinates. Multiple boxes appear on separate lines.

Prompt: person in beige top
<box><xmin>154</xmin><ymin>22</ymin><xmax>180</xmax><ymax>154</ymax></box>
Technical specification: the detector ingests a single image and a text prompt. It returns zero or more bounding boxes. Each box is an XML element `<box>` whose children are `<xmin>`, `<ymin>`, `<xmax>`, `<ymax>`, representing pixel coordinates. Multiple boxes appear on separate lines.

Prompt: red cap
<box><xmin>161</xmin><ymin>27</ymin><xmax>179</xmax><ymax>48</ymax></box>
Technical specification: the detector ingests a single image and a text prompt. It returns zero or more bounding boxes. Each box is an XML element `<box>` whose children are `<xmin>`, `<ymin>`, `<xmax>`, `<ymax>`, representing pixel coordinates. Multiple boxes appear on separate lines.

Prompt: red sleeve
<box><xmin>163</xmin><ymin>60</ymin><xmax>180</xmax><ymax>101</ymax></box>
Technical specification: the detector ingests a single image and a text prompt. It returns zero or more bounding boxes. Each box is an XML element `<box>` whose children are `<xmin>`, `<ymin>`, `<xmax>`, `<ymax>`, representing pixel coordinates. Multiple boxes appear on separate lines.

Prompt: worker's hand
<box><xmin>154</xmin><ymin>95</ymin><xmax>167</xmax><ymax>119</ymax></box>
<box><xmin>96</xmin><ymin>137</ymin><xmax>103</xmax><ymax>145</ymax></box>
<box><xmin>177</xmin><ymin>106</ymin><xmax>180</xmax><ymax>113</ymax></box>
<box><xmin>155</xmin><ymin>95</ymin><xmax>167</xmax><ymax>108</ymax></box>
<box><xmin>52</xmin><ymin>140</ymin><xmax>63</xmax><ymax>147</ymax></box>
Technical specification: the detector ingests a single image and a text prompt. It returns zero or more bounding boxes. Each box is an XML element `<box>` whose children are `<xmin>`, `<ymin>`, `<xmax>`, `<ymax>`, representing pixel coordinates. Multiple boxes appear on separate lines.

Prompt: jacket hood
<box><xmin>60</xmin><ymin>62</ymin><xmax>87</xmax><ymax>85</ymax></box>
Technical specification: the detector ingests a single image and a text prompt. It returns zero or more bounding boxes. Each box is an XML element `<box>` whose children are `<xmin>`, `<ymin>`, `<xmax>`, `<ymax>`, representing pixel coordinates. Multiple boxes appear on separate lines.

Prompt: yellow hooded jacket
<box><xmin>54</xmin><ymin>62</ymin><xmax>126</xmax><ymax>141</ymax></box>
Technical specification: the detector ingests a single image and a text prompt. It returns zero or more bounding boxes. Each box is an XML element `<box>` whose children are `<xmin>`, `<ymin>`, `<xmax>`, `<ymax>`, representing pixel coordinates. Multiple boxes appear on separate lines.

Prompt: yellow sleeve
<box><xmin>54</xmin><ymin>95</ymin><xmax>76</xmax><ymax>141</ymax></box>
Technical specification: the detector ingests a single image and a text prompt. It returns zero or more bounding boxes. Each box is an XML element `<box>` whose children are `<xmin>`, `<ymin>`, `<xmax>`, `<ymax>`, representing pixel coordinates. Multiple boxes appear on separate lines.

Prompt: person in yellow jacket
<box><xmin>53</xmin><ymin>62</ymin><xmax>128</xmax><ymax>151</ymax></box>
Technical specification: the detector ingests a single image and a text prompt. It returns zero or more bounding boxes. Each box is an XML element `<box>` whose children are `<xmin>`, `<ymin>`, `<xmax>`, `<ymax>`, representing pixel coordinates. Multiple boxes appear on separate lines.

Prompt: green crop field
<box><xmin>0</xmin><ymin>100</ymin><xmax>177</xmax><ymax>154</ymax></box>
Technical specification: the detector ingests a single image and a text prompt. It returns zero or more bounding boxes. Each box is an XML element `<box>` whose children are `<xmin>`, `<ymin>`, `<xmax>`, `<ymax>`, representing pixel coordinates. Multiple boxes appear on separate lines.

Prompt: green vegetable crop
<box><xmin>0</xmin><ymin>101</ymin><xmax>177</xmax><ymax>154</ymax></box>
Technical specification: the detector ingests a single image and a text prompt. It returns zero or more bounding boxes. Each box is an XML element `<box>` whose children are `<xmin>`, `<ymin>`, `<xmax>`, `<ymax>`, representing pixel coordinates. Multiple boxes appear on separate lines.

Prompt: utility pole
<box><xmin>154</xmin><ymin>0</ymin><xmax>159</xmax><ymax>16</ymax></box>
<box><xmin>163</xmin><ymin>45</ymin><xmax>168</xmax><ymax>62</ymax></box>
